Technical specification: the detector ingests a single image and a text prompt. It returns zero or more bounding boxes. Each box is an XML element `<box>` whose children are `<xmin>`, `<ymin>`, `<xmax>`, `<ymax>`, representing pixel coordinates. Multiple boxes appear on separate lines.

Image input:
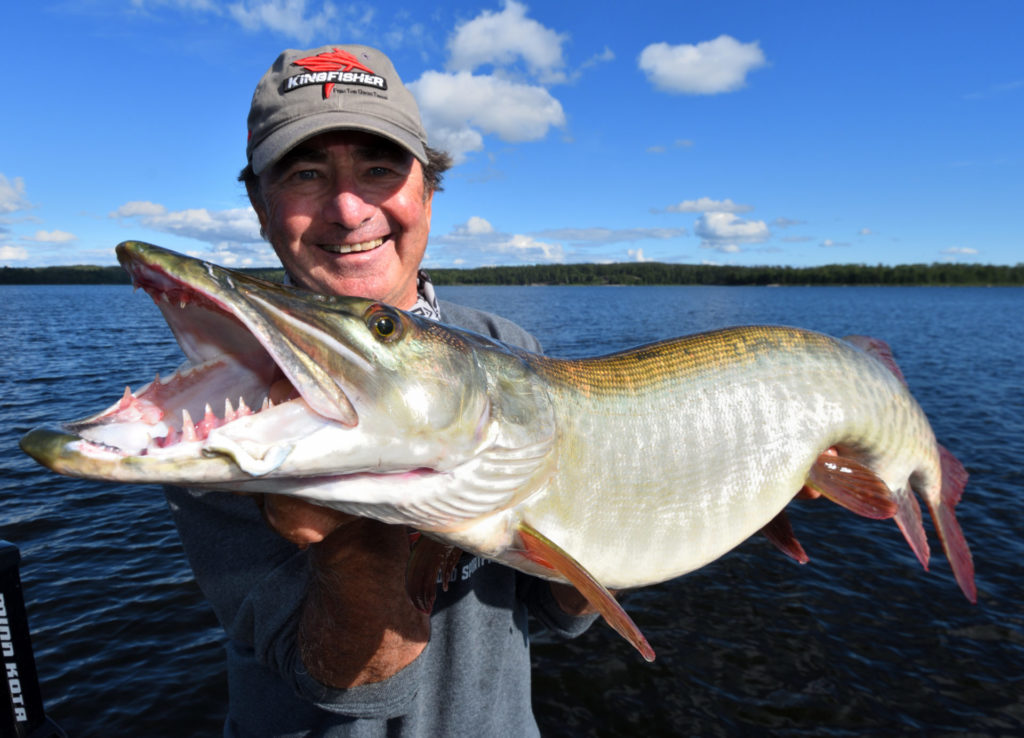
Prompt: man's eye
<box><xmin>294</xmin><ymin>169</ymin><xmax>319</xmax><ymax>180</ymax></box>
<box><xmin>367</xmin><ymin>166</ymin><xmax>394</xmax><ymax>177</ymax></box>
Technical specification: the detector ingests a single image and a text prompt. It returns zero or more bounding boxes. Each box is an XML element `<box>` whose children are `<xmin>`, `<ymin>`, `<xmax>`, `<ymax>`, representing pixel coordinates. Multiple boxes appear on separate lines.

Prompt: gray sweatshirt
<box><xmin>165</xmin><ymin>300</ymin><xmax>595</xmax><ymax>737</ymax></box>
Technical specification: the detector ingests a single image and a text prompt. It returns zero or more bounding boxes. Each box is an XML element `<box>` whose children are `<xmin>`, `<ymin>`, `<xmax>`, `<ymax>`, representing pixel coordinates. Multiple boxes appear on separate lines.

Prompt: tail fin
<box><xmin>846</xmin><ymin>335</ymin><xmax>975</xmax><ymax>602</ymax></box>
<box><xmin>931</xmin><ymin>445</ymin><xmax>976</xmax><ymax>603</ymax></box>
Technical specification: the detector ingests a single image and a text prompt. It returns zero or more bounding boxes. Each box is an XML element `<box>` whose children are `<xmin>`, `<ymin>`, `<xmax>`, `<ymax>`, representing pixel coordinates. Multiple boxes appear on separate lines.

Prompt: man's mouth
<box><xmin>319</xmin><ymin>237</ymin><xmax>386</xmax><ymax>255</ymax></box>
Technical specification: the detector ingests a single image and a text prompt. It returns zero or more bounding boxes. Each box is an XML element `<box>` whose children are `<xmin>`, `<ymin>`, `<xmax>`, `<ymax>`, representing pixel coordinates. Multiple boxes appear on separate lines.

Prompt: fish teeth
<box><xmin>181</xmin><ymin>409</ymin><xmax>198</xmax><ymax>442</ymax></box>
<box><xmin>223</xmin><ymin>398</ymin><xmax>237</xmax><ymax>422</ymax></box>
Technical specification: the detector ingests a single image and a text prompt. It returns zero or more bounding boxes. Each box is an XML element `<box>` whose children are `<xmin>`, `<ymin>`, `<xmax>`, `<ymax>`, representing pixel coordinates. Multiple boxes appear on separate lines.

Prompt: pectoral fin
<box><xmin>516</xmin><ymin>522</ymin><xmax>656</xmax><ymax>662</ymax></box>
<box><xmin>804</xmin><ymin>453</ymin><xmax>897</xmax><ymax>520</ymax></box>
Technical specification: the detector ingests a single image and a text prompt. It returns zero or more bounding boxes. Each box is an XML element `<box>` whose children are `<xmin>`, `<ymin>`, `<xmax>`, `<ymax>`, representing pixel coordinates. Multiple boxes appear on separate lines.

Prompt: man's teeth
<box><xmin>321</xmin><ymin>237</ymin><xmax>384</xmax><ymax>254</ymax></box>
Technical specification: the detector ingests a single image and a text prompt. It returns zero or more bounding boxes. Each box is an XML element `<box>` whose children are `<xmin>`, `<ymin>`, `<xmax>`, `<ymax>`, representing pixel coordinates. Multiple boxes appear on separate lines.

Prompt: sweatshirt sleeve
<box><xmin>517</xmin><ymin>573</ymin><xmax>600</xmax><ymax>639</ymax></box>
<box><xmin>164</xmin><ymin>487</ymin><xmax>426</xmax><ymax>718</ymax></box>
<box><xmin>164</xmin><ymin>487</ymin><xmax>307</xmax><ymax>673</ymax></box>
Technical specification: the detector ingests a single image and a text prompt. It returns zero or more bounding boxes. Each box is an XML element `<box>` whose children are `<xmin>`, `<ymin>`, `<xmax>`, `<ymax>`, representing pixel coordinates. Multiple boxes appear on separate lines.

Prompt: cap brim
<box><xmin>251</xmin><ymin>111</ymin><xmax>428</xmax><ymax>175</ymax></box>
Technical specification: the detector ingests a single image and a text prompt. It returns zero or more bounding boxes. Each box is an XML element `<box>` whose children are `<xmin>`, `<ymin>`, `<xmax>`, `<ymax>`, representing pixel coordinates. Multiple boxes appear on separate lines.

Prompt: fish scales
<box><xmin>453</xmin><ymin>326</ymin><xmax>943</xmax><ymax>589</ymax></box>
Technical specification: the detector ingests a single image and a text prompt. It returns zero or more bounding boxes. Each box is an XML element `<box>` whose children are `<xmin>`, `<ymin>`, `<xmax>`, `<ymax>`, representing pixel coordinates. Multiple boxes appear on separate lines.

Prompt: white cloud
<box><xmin>535</xmin><ymin>226</ymin><xmax>687</xmax><ymax>245</ymax></box>
<box><xmin>226</xmin><ymin>1</ymin><xmax>372</xmax><ymax>44</ymax></box>
<box><xmin>858</xmin><ymin>227</ymin><xmax>873</xmax><ymax>236</ymax></box>
<box><xmin>695</xmin><ymin>212</ymin><xmax>770</xmax><ymax>252</ymax></box>
<box><xmin>183</xmin><ymin>245</ymin><xmax>270</xmax><ymax>267</ymax></box>
<box><xmin>29</xmin><ymin>230</ymin><xmax>76</xmax><ymax>243</ymax></box>
<box><xmin>0</xmin><ymin>174</ymin><xmax>32</xmax><ymax>214</ymax></box>
<box><xmin>502</xmin><ymin>233</ymin><xmax>563</xmax><ymax>262</ymax></box>
<box><xmin>447</xmin><ymin>1</ymin><xmax>567</xmax><ymax>83</ymax></box>
<box><xmin>942</xmin><ymin>247</ymin><xmax>979</xmax><ymax>255</ymax></box>
<box><xmin>664</xmin><ymin>197</ymin><xmax>753</xmax><ymax>214</ymax></box>
<box><xmin>819</xmin><ymin>239</ymin><xmax>850</xmax><ymax>248</ymax></box>
<box><xmin>410</xmin><ymin>70</ymin><xmax>565</xmax><ymax>162</ymax></box>
<box><xmin>0</xmin><ymin>245</ymin><xmax>28</xmax><ymax>261</ymax></box>
<box><xmin>110</xmin><ymin>200</ymin><xmax>168</xmax><ymax>218</ymax></box>
<box><xmin>111</xmin><ymin>201</ymin><xmax>262</xmax><ymax>245</ymax></box>
<box><xmin>434</xmin><ymin>217</ymin><xmax>564</xmax><ymax>263</ymax></box>
<box><xmin>460</xmin><ymin>216</ymin><xmax>496</xmax><ymax>235</ymax></box>
<box><xmin>639</xmin><ymin>35</ymin><xmax>767</xmax><ymax>95</ymax></box>
<box><xmin>774</xmin><ymin>217</ymin><xmax>805</xmax><ymax>228</ymax></box>
<box><xmin>432</xmin><ymin>218</ymin><xmax>690</xmax><ymax>265</ymax></box>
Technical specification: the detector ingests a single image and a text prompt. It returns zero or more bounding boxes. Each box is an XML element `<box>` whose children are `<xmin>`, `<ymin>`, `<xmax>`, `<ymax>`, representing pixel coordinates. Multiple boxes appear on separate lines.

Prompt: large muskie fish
<box><xmin>21</xmin><ymin>242</ymin><xmax>975</xmax><ymax>661</ymax></box>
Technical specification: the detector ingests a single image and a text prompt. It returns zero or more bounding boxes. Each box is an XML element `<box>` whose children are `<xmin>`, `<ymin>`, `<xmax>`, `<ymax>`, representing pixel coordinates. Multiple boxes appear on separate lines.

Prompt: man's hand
<box><xmin>258</xmin><ymin>493</ymin><xmax>357</xmax><ymax>545</ymax></box>
<box><xmin>256</xmin><ymin>494</ymin><xmax>430</xmax><ymax>688</ymax></box>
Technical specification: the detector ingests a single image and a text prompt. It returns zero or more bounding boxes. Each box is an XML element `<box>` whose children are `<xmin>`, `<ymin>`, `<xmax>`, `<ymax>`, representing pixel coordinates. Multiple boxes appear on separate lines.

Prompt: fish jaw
<box><xmin>19</xmin><ymin>242</ymin><xmax>511</xmax><ymax>519</ymax></box>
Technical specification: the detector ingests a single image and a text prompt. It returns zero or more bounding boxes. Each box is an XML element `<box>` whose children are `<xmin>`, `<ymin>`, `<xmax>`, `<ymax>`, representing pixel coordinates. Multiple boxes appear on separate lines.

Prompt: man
<box><xmin>165</xmin><ymin>44</ymin><xmax>596</xmax><ymax>736</ymax></box>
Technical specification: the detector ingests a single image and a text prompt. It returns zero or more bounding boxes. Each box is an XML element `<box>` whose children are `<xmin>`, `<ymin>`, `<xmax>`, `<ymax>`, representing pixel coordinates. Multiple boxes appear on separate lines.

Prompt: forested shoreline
<box><xmin>2</xmin><ymin>261</ymin><xmax>1022</xmax><ymax>286</ymax></box>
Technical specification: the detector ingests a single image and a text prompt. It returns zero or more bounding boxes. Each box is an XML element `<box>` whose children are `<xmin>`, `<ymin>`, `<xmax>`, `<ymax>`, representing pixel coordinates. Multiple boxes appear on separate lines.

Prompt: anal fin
<box><xmin>804</xmin><ymin>453</ymin><xmax>897</xmax><ymax>520</ymax></box>
<box><xmin>761</xmin><ymin>510</ymin><xmax>810</xmax><ymax>564</ymax></box>
<box><xmin>517</xmin><ymin>521</ymin><xmax>656</xmax><ymax>662</ymax></box>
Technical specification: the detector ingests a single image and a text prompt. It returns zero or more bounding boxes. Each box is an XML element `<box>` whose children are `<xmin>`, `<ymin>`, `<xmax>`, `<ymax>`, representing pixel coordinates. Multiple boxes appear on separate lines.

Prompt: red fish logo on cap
<box><xmin>292</xmin><ymin>49</ymin><xmax>378</xmax><ymax>99</ymax></box>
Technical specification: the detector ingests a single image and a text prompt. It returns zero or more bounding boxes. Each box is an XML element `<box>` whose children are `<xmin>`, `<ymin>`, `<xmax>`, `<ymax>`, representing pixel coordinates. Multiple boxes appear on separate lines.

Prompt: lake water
<box><xmin>1</xmin><ymin>283</ymin><xmax>1022</xmax><ymax>736</ymax></box>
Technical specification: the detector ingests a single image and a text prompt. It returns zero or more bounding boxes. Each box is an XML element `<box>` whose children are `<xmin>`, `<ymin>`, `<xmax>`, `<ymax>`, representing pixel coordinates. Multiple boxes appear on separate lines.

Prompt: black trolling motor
<box><xmin>1</xmin><ymin>541</ymin><xmax>64</xmax><ymax>738</ymax></box>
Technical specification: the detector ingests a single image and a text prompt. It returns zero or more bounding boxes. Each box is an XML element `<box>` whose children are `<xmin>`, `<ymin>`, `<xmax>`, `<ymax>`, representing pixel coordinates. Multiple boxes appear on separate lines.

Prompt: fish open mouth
<box><xmin>66</xmin><ymin>243</ymin><xmax>357</xmax><ymax>461</ymax></box>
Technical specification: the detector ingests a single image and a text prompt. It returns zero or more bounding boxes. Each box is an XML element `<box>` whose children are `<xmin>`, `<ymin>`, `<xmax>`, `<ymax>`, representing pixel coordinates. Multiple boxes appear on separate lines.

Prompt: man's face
<box><xmin>252</xmin><ymin>130</ymin><xmax>433</xmax><ymax>308</ymax></box>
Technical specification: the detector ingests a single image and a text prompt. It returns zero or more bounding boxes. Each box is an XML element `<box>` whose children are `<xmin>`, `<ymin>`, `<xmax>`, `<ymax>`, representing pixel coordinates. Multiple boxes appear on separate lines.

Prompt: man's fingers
<box><xmin>259</xmin><ymin>494</ymin><xmax>358</xmax><ymax>546</ymax></box>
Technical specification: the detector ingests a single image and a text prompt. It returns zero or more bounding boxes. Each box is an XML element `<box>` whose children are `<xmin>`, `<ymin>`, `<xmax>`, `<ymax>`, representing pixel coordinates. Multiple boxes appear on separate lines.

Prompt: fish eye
<box><xmin>365</xmin><ymin>306</ymin><xmax>403</xmax><ymax>342</ymax></box>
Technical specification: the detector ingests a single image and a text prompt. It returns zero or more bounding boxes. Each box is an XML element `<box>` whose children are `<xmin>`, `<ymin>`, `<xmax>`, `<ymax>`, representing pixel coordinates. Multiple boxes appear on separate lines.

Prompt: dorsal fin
<box><xmin>843</xmin><ymin>335</ymin><xmax>907</xmax><ymax>385</ymax></box>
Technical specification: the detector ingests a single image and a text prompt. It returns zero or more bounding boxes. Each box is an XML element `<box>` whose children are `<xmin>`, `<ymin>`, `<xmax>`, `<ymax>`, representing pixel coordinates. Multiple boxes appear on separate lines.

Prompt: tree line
<box><xmin>2</xmin><ymin>261</ymin><xmax>1023</xmax><ymax>286</ymax></box>
<box><xmin>426</xmin><ymin>261</ymin><xmax>1024</xmax><ymax>286</ymax></box>
<box><xmin>0</xmin><ymin>265</ymin><xmax>285</xmax><ymax>285</ymax></box>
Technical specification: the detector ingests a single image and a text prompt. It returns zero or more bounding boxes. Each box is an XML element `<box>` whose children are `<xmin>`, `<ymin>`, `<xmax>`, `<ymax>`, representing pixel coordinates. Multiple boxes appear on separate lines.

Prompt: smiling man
<box><xmin>164</xmin><ymin>44</ymin><xmax>597</xmax><ymax>737</ymax></box>
<box><xmin>249</xmin><ymin>131</ymin><xmax>433</xmax><ymax>307</ymax></box>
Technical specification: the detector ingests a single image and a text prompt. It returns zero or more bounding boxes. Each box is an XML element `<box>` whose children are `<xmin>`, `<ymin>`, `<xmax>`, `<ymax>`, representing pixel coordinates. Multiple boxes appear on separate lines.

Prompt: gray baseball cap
<box><xmin>246</xmin><ymin>44</ymin><xmax>428</xmax><ymax>175</ymax></box>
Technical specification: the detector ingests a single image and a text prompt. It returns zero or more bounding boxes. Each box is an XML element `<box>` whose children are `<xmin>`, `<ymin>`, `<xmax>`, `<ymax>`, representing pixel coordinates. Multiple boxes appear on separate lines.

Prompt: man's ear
<box><xmin>248</xmin><ymin>189</ymin><xmax>270</xmax><ymax>235</ymax></box>
<box><xmin>423</xmin><ymin>188</ymin><xmax>434</xmax><ymax>228</ymax></box>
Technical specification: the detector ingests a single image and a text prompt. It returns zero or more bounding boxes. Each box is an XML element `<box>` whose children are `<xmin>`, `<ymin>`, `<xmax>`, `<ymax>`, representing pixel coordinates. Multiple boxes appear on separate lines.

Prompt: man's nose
<box><xmin>322</xmin><ymin>183</ymin><xmax>376</xmax><ymax>229</ymax></box>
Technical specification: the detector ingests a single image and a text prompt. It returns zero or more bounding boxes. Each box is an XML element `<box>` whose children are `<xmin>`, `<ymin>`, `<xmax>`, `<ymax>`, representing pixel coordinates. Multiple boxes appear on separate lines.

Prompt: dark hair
<box><xmin>238</xmin><ymin>144</ymin><xmax>453</xmax><ymax>204</ymax></box>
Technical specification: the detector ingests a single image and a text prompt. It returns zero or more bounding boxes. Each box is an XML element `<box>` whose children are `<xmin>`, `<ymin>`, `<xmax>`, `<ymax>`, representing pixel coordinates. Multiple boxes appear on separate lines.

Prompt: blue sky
<box><xmin>3</xmin><ymin>0</ymin><xmax>1021</xmax><ymax>269</ymax></box>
